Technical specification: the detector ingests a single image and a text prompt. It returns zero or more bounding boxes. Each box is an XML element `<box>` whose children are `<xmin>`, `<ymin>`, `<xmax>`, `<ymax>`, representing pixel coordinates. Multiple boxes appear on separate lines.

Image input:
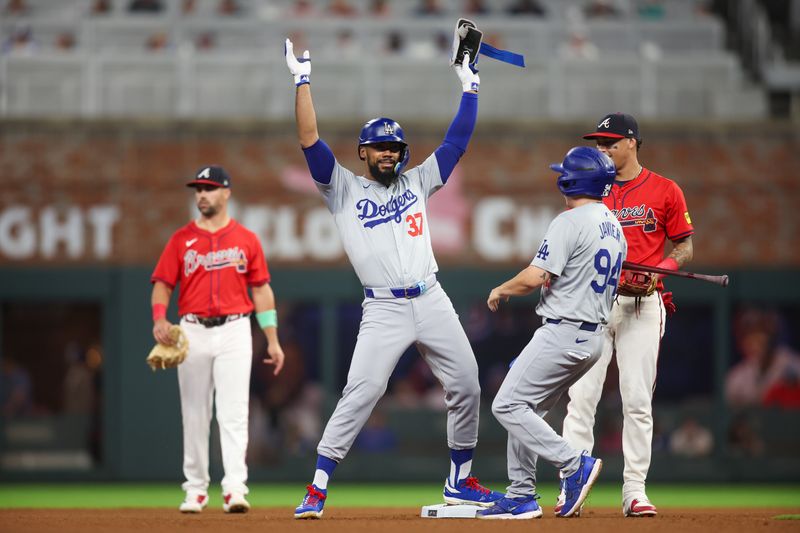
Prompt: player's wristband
<box><xmin>656</xmin><ymin>257</ymin><xmax>679</xmax><ymax>271</ymax></box>
<box><xmin>256</xmin><ymin>309</ymin><xmax>278</xmax><ymax>329</ymax></box>
<box><xmin>152</xmin><ymin>303</ymin><xmax>167</xmax><ymax>322</ymax></box>
<box><xmin>463</xmin><ymin>80</ymin><xmax>479</xmax><ymax>92</ymax></box>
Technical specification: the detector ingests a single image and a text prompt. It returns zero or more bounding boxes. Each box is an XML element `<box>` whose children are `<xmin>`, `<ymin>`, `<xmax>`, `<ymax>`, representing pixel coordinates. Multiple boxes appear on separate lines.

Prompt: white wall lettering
<box><xmin>0</xmin><ymin>205</ymin><xmax>121</xmax><ymax>261</ymax></box>
<box><xmin>473</xmin><ymin>197</ymin><xmax>556</xmax><ymax>262</ymax></box>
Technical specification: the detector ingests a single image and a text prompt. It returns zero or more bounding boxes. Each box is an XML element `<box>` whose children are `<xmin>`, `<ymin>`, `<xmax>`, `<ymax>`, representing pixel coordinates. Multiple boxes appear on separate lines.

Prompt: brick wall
<box><xmin>1</xmin><ymin>120</ymin><xmax>797</xmax><ymax>267</ymax></box>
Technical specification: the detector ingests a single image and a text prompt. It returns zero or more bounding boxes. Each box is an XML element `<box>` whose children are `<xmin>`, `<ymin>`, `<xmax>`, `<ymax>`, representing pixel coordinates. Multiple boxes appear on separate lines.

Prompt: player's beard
<box><xmin>367</xmin><ymin>159</ymin><xmax>398</xmax><ymax>187</ymax></box>
<box><xmin>197</xmin><ymin>200</ymin><xmax>219</xmax><ymax>218</ymax></box>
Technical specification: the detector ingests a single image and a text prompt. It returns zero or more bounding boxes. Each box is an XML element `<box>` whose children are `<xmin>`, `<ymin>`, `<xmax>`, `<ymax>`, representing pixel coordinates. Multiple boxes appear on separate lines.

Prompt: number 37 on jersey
<box><xmin>406</xmin><ymin>212</ymin><xmax>424</xmax><ymax>237</ymax></box>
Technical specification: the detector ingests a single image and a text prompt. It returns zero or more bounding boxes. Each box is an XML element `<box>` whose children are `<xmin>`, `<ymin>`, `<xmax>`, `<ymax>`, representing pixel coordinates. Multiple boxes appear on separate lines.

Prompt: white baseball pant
<box><xmin>562</xmin><ymin>292</ymin><xmax>665</xmax><ymax>503</ymax></box>
<box><xmin>178</xmin><ymin>316</ymin><xmax>253</xmax><ymax>496</ymax></box>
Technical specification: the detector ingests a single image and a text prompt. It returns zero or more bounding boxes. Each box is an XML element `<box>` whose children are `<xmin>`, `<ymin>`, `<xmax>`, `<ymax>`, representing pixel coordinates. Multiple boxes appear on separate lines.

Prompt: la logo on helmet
<box><xmin>383</xmin><ymin>122</ymin><xmax>395</xmax><ymax>135</ymax></box>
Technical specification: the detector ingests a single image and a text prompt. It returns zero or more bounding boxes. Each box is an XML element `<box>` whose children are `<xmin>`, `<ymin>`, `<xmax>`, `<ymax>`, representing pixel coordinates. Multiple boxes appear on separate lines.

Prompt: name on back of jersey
<box><xmin>599</xmin><ymin>220</ymin><xmax>622</xmax><ymax>242</ymax></box>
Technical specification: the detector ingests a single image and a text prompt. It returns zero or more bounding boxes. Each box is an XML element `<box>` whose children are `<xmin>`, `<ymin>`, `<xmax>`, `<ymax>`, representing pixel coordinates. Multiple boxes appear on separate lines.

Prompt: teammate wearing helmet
<box><xmin>285</xmin><ymin>39</ymin><xmax>502</xmax><ymax>519</ymax></box>
<box><xmin>477</xmin><ymin>147</ymin><xmax>626</xmax><ymax>520</ymax></box>
<box><xmin>557</xmin><ymin>113</ymin><xmax>694</xmax><ymax>518</ymax></box>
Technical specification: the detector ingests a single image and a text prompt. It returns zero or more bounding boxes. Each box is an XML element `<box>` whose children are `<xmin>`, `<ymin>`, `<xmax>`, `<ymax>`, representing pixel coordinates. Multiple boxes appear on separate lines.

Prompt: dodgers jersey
<box><xmin>316</xmin><ymin>154</ymin><xmax>444</xmax><ymax>288</ymax></box>
<box><xmin>604</xmin><ymin>168</ymin><xmax>693</xmax><ymax>266</ymax></box>
<box><xmin>151</xmin><ymin>219</ymin><xmax>270</xmax><ymax>316</ymax></box>
<box><xmin>532</xmin><ymin>202</ymin><xmax>627</xmax><ymax>324</ymax></box>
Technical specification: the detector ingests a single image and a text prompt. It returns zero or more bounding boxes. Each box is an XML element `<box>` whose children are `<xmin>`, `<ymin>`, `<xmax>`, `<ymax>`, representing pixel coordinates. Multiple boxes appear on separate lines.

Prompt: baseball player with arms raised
<box><xmin>477</xmin><ymin>147</ymin><xmax>626</xmax><ymax>520</ymax></box>
<box><xmin>285</xmin><ymin>38</ymin><xmax>503</xmax><ymax>519</ymax></box>
<box><xmin>151</xmin><ymin>166</ymin><xmax>285</xmax><ymax>514</ymax></box>
<box><xmin>557</xmin><ymin>113</ymin><xmax>694</xmax><ymax>517</ymax></box>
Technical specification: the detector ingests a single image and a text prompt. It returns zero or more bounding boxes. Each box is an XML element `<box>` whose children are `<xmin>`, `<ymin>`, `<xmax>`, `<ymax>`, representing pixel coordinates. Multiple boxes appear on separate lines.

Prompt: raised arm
<box><xmin>435</xmin><ymin>53</ymin><xmax>481</xmax><ymax>182</ymax></box>
<box><xmin>295</xmin><ymin>84</ymin><xmax>319</xmax><ymax>148</ymax></box>
<box><xmin>285</xmin><ymin>38</ymin><xmax>334</xmax><ymax>184</ymax></box>
<box><xmin>286</xmin><ymin>39</ymin><xmax>318</xmax><ymax>148</ymax></box>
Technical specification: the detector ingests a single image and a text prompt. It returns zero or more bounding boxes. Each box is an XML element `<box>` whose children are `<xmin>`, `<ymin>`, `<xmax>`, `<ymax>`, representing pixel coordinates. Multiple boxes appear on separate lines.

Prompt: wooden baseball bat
<box><xmin>622</xmin><ymin>261</ymin><xmax>729</xmax><ymax>288</ymax></box>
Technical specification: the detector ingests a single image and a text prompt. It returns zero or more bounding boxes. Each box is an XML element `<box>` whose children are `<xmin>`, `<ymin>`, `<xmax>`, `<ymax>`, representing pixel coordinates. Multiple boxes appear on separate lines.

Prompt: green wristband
<box><xmin>256</xmin><ymin>309</ymin><xmax>277</xmax><ymax>328</ymax></box>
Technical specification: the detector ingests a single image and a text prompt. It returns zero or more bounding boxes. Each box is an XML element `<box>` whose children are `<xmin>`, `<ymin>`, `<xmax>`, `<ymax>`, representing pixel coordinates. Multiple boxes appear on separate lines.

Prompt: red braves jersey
<box><xmin>151</xmin><ymin>219</ymin><xmax>270</xmax><ymax>317</ymax></box>
<box><xmin>603</xmin><ymin>167</ymin><xmax>693</xmax><ymax>267</ymax></box>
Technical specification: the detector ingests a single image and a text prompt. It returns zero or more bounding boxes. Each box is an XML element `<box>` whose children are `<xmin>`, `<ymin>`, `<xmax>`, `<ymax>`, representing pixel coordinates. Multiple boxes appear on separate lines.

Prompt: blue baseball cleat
<box><xmin>443</xmin><ymin>476</ymin><xmax>504</xmax><ymax>507</ymax></box>
<box><xmin>294</xmin><ymin>484</ymin><xmax>327</xmax><ymax>519</ymax></box>
<box><xmin>476</xmin><ymin>494</ymin><xmax>543</xmax><ymax>519</ymax></box>
<box><xmin>559</xmin><ymin>453</ymin><xmax>602</xmax><ymax>517</ymax></box>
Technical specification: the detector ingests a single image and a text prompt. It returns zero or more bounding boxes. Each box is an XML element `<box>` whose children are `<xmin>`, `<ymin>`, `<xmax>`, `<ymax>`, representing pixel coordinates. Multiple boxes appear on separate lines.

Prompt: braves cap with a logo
<box><xmin>186</xmin><ymin>165</ymin><xmax>231</xmax><ymax>188</ymax></box>
<box><xmin>583</xmin><ymin>113</ymin><xmax>641</xmax><ymax>141</ymax></box>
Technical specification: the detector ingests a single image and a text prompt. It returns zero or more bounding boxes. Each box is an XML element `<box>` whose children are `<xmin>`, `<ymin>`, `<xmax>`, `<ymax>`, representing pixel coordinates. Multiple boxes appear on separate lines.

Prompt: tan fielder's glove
<box><xmin>146</xmin><ymin>325</ymin><xmax>189</xmax><ymax>370</ymax></box>
<box><xmin>617</xmin><ymin>269</ymin><xmax>658</xmax><ymax>297</ymax></box>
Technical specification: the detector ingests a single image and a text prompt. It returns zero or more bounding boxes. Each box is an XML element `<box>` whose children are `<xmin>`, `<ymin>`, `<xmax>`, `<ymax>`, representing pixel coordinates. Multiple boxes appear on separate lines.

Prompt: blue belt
<box><xmin>545</xmin><ymin>318</ymin><xmax>599</xmax><ymax>332</ymax></box>
<box><xmin>364</xmin><ymin>274</ymin><xmax>436</xmax><ymax>299</ymax></box>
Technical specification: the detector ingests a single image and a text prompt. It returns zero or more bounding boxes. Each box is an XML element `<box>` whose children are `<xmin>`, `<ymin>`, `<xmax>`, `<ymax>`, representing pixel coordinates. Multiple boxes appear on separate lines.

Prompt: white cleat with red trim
<box><xmin>179</xmin><ymin>492</ymin><xmax>208</xmax><ymax>513</ymax></box>
<box><xmin>624</xmin><ymin>497</ymin><xmax>657</xmax><ymax>517</ymax></box>
<box><xmin>223</xmin><ymin>492</ymin><xmax>250</xmax><ymax>513</ymax></box>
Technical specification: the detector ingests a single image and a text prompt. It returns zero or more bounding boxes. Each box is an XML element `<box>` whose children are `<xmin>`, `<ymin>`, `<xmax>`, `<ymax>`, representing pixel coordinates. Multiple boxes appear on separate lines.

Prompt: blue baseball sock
<box><xmin>311</xmin><ymin>455</ymin><xmax>337</xmax><ymax>490</ymax></box>
<box><xmin>449</xmin><ymin>448</ymin><xmax>474</xmax><ymax>487</ymax></box>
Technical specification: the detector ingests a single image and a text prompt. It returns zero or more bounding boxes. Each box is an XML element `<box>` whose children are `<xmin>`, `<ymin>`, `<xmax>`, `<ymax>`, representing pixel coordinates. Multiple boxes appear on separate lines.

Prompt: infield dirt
<box><xmin>2</xmin><ymin>507</ymin><xmax>798</xmax><ymax>533</ymax></box>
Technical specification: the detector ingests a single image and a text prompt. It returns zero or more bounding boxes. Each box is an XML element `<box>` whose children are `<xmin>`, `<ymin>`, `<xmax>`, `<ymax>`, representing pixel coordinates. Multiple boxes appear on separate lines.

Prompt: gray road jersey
<box><xmin>531</xmin><ymin>202</ymin><xmax>627</xmax><ymax>324</ymax></box>
<box><xmin>316</xmin><ymin>154</ymin><xmax>443</xmax><ymax>288</ymax></box>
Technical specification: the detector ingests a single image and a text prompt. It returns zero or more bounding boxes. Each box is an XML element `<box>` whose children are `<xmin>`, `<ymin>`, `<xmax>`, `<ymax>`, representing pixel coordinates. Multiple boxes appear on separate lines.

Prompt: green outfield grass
<box><xmin>0</xmin><ymin>483</ymin><xmax>799</xmax><ymax>509</ymax></box>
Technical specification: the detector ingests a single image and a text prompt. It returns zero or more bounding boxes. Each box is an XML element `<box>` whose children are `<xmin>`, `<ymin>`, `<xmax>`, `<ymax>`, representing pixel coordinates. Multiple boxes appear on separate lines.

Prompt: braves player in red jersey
<box><xmin>151</xmin><ymin>165</ymin><xmax>285</xmax><ymax>514</ymax></box>
<box><xmin>557</xmin><ymin>113</ymin><xmax>694</xmax><ymax>517</ymax></box>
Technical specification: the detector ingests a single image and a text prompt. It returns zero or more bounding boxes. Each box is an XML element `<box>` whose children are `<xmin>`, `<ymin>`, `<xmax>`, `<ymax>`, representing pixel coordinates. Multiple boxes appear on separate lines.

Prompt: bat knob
<box><xmin>722</xmin><ymin>275</ymin><xmax>729</xmax><ymax>288</ymax></box>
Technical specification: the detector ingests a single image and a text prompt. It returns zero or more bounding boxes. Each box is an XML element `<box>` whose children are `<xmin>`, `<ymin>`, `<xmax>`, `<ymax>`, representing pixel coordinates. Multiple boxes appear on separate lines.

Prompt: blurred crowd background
<box><xmin>3</xmin><ymin>0</ymin><xmax>797</xmax><ymax>119</ymax></box>
<box><xmin>1</xmin><ymin>0</ymin><xmax>798</xmax><ymax>484</ymax></box>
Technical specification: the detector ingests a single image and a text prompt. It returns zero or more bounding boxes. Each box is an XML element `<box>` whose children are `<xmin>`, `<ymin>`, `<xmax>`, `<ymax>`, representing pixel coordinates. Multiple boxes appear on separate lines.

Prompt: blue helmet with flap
<box><xmin>549</xmin><ymin>146</ymin><xmax>616</xmax><ymax>198</ymax></box>
<box><xmin>358</xmin><ymin>117</ymin><xmax>410</xmax><ymax>176</ymax></box>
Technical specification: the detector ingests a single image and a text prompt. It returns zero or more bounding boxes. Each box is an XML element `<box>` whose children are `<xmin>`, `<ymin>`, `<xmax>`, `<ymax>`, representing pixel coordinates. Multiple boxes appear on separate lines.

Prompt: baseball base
<box><xmin>420</xmin><ymin>504</ymin><xmax>483</xmax><ymax>519</ymax></box>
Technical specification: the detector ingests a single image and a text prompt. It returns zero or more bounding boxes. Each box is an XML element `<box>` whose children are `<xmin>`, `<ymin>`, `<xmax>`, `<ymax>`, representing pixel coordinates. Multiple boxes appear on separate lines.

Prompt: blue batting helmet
<box><xmin>549</xmin><ymin>146</ymin><xmax>616</xmax><ymax>198</ymax></box>
<box><xmin>358</xmin><ymin>117</ymin><xmax>410</xmax><ymax>175</ymax></box>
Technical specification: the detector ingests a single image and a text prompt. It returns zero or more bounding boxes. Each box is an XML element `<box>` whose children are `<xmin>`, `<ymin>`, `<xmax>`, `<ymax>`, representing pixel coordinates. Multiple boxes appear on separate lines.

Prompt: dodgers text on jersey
<box><xmin>356</xmin><ymin>190</ymin><xmax>419</xmax><ymax>228</ymax></box>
